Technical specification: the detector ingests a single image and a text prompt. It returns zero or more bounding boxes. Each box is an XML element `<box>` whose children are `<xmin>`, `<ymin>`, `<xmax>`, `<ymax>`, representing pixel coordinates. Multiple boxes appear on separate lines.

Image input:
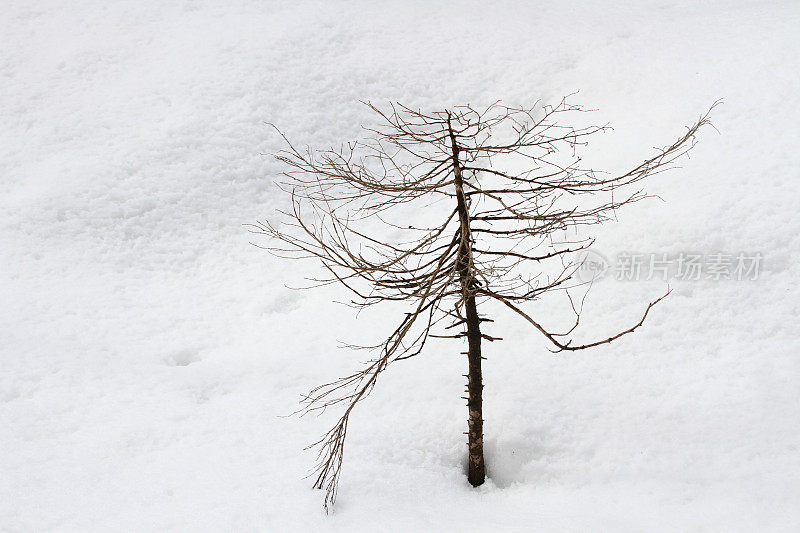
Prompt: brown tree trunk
<box><xmin>448</xmin><ymin>117</ymin><xmax>486</xmax><ymax>487</ymax></box>
<box><xmin>462</xmin><ymin>287</ymin><xmax>485</xmax><ymax>486</ymax></box>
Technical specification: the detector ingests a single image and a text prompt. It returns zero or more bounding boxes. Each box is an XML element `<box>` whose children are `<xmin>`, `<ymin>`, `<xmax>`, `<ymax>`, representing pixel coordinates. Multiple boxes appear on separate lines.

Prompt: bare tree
<box><xmin>248</xmin><ymin>96</ymin><xmax>716</xmax><ymax>510</ymax></box>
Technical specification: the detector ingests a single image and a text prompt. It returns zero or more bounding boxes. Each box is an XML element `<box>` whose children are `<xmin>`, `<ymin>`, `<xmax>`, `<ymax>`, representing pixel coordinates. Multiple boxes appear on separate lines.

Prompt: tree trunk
<box><xmin>462</xmin><ymin>287</ymin><xmax>485</xmax><ymax>486</ymax></box>
<box><xmin>448</xmin><ymin>117</ymin><xmax>486</xmax><ymax>487</ymax></box>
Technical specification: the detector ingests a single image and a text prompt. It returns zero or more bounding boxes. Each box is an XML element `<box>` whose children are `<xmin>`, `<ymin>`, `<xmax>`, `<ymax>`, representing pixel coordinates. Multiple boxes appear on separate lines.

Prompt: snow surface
<box><xmin>2</xmin><ymin>1</ymin><xmax>799</xmax><ymax>531</ymax></box>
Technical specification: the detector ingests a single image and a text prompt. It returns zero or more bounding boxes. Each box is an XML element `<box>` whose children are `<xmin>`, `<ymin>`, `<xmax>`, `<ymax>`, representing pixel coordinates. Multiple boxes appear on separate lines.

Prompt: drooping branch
<box><xmin>488</xmin><ymin>289</ymin><xmax>672</xmax><ymax>352</ymax></box>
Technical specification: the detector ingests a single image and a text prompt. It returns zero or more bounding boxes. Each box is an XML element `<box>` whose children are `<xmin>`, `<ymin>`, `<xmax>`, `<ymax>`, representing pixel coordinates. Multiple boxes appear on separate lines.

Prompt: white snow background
<box><xmin>2</xmin><ymin>1</ymin><xmax>799</xmax><ymax>531</ymax></box>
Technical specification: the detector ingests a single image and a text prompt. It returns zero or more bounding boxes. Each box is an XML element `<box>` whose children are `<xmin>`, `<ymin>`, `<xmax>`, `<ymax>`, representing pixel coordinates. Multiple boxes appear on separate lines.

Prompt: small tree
<box><xmin>249</xmin><ymin>97</ymin><xmax>715</xmax><ymax>510</ymax></box>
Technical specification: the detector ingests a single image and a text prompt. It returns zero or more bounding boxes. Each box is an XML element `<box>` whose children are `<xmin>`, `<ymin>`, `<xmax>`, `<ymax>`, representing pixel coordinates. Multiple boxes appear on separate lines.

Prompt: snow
<box><xmin>2</xmin><ymin>0</ymin><xmax>799</xmax><ymax>530</ymax></box>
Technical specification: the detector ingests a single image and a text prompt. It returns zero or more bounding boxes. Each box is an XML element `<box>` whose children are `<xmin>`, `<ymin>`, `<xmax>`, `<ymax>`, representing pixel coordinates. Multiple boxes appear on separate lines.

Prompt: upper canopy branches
<box><xmin>253</xmin><ymin>97</ymin><xmax>716</xmax><ymax>310</ymax></box>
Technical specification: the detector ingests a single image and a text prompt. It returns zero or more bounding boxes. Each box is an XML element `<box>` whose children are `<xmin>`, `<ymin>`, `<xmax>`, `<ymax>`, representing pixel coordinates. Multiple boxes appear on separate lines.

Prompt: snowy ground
<box><xmin>2</xmin><ymin>1</ymin><xmax>799</xmax><ymax>531</ymax></box>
